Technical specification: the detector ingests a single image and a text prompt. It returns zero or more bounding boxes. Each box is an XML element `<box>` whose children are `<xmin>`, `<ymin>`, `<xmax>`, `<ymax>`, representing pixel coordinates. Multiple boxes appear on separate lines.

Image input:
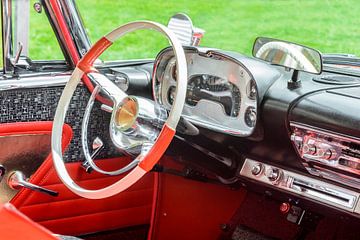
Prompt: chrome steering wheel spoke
<box><xmin>87</xmin><ymin>72</ymin><xmax>128</xmax><ymax>106</ymax></box>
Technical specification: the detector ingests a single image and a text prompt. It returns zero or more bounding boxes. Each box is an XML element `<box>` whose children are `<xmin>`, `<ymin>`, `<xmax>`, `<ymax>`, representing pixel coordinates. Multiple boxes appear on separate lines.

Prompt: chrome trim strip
<box><xmin>0</xmin><ymin>74</ymin><xmax>70</xmax><ymax>91</ymax></box>
<box><xmin>42</xmin><ymin>0</ymin><xmax>74</xmax><ymax>65</ymax></box>
<box><xmin>305</xmin><ymin>164</ymin><xmax>360</xmax><ymax>190</ymax></box>
<box><xmin>14</xmin><ymin>0</ymin><xmax>29</xmax><ymax>56</ymax></box>
<box><xmin>1</xmin><ymin>0</ymin><xmax>14</xmax><ymax>74</ymax></box>
<box><xmin>59</xmin><ymin>0</ymin><xmax>91</xmax><ymax>57</ymax></box>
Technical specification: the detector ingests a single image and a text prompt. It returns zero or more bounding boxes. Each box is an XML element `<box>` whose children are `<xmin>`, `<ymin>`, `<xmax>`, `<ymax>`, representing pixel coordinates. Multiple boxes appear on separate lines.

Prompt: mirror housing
<box><xmin>167</xmin><ymin>13</ymin><xmax>205</xmax><ymax>46</ymax></box>
<box><xmin>253</xmin><ymin>37</ymin><xmax>322</xmax><ymax>74</ymax></box>
<box><xmin>252</xmin><ymin>37</ymin><xmax>323</xmax><ymax>89</ymax></box>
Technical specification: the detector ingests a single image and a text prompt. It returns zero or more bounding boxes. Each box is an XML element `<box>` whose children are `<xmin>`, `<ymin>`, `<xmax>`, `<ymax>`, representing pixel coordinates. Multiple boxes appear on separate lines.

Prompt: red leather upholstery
<box><xmin>2</xmin><ymin>122</ymin><xmax>154</xmax><ymax>236</ymax></box>
<box><xmin>0</xmin><ymin>203</ymin><xmax>57</xmax><ymax>240</ymax></box>
<box><xmin>149</xmin><ymin>157</ymin><xmax>248</xmax><ymax>240</ymax></box>
<box><xmin>11</xmin><ymin>156</ymin><xmax>155</xmax><ymax>236</ymax></box>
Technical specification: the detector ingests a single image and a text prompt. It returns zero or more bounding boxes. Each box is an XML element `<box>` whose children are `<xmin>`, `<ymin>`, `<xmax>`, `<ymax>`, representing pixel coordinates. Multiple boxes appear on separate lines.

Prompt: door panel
<box><xmin>0</xmin><ymin>76</ymin><xmax>155</xmax><ymax>235</ymax></box>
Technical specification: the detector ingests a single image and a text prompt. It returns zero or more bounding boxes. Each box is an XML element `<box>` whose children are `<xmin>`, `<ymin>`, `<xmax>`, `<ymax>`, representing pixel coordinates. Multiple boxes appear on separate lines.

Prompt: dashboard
<box><xmin>145</xmin><ymin>46</ymin><xmax>360</xmax><ymax>219</ymax></box>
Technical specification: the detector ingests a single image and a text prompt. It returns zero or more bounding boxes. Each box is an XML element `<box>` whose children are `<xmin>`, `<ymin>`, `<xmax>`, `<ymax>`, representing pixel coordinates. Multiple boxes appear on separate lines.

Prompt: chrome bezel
<box><xmin>153</xmin><ymin>47</ymin><xmax>258</xmax><ymax>137</ymax></box>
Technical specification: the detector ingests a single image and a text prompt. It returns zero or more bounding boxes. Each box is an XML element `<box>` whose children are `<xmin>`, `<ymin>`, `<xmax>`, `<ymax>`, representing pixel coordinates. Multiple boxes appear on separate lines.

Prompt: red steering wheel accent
<box><xmin>77</xmin><ymin>37</ymin><xmax>113</xmax><ymax>74</ymax></box>
<box><xmin>139</xmin><ymin>125</ymin><xmax>176</xmax><ymax>172</ymax></box>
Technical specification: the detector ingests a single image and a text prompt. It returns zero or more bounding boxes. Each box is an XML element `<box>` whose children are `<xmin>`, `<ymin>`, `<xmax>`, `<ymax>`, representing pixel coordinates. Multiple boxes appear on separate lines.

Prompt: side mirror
<box><xmin>167</xmin><ymin>13</ymin><xmax>205</xmax><ymax>46</ymax></box>
<box><xmin>253</xmin><ymin>37</ymin><xmax>323</xmax><ymax>88</ymax></box>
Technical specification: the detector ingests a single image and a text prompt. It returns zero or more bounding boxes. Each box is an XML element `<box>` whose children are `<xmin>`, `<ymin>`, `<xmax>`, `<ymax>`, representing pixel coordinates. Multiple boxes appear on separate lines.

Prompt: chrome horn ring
<box><xmin>52</xmin><ymin>21</ymin><xmax>187</xmax><ymax>199</ymax></box>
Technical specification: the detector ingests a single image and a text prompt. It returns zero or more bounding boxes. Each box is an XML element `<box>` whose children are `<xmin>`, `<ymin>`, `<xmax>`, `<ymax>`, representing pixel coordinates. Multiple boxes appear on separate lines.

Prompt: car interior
<box><xmin>0</xmin><ymin>0</ymin><xmax>359</xmax><ymax>239</ymax></box>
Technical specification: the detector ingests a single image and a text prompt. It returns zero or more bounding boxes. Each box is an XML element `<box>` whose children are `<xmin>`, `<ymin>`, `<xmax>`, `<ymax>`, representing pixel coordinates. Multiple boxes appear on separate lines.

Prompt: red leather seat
<box><xmin>0</xmin><ymin>203</ymin><xmax>58</xmax><ymax>240</ymax></box>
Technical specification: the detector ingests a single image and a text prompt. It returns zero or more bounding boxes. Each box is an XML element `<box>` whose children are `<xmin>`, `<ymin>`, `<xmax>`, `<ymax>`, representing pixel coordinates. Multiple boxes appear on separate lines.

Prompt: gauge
<box><xmin>186</xmin><ymin>74</ymin><xmax>241</xmax><ymax>117</ymax></box>
<box><xmin>245</xmin><ymin>107</ymin><xmax>257</xmax><ymax>127</ymax></box>
<box><xmin>246</xmin><ymin>80</ymin><xmax>257</xmax><ymax>100</ymax></box>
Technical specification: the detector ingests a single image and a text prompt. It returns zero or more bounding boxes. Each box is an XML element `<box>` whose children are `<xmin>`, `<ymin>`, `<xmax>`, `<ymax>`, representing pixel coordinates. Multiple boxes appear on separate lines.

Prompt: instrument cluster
<box><xmin>153</xmin><ymin>47</ymin><xmax>258</xmax><ymax>136</ymax></box>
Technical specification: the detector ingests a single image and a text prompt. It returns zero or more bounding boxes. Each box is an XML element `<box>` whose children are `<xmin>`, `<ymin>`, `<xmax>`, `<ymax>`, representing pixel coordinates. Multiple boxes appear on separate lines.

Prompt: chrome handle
<box><xmin>8</xmin><ymin>171</ymin><xmax>58</xmax><ymax>197</ymax></box>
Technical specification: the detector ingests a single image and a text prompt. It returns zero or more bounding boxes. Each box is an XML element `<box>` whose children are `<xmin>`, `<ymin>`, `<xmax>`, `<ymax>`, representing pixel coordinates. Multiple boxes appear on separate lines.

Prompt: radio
<box><xmin>290</xmin><ymin>122</ymin><xmax>360</xmax><ymax>189</ymax></box>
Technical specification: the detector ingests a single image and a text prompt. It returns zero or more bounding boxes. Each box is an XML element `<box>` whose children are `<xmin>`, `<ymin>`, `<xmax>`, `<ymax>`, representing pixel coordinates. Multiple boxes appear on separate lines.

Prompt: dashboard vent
<box><xmin>313</xmin><ymin>75</ymin><xmax>360</xmax><ymax>85</ymax></box>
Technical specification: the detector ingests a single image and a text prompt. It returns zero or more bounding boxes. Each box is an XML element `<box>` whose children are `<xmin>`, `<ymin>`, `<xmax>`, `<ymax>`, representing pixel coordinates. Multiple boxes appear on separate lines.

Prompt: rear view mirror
<box><xmin>167</xmin><ymin>13</ymin><xmax>205</xmax><ymax>46</ymax></box>
<box><xmin>252</xmin><ymin>37</ymin><xmax>322</xmax><ymax>75</ymax></box>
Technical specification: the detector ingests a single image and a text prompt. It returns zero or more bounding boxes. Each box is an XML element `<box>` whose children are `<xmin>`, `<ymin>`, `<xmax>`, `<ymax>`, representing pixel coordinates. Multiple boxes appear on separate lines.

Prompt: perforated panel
<box><xmin>0</xmin><ymin>85</ymin><xmax>122</xmax><ymax>162</ymax></box>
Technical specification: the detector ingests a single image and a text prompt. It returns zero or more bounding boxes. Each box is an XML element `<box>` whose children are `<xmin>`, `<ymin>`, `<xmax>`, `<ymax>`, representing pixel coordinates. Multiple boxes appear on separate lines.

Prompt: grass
<box><xmin>24</xmin><ymin>0</ymin><xmax>360</xmax><ymax>62</ymax></box>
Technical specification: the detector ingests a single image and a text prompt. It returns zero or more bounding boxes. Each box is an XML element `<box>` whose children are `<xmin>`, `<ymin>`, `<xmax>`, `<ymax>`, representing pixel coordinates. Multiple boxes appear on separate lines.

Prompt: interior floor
<box><xmin>230</xmin><ymin>192</ymin><xmax>360</xmax><ymax>240</ymax></box>
<box><xmin>80</xmin><ymin>225</ymin><xmax>148</xmax><ymax>240</ymax></box>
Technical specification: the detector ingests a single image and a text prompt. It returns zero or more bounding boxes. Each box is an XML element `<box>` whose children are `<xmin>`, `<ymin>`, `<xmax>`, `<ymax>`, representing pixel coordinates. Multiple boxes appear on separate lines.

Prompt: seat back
<box><xmin>0</xmin><ymin>203</ymin><xmax>57</xmax><ymax>240</ymax></box>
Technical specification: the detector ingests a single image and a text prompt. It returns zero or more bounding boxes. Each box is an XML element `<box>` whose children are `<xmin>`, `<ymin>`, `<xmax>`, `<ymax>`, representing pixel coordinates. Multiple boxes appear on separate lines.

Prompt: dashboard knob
<box><xmin>303</xmin><ymin>144</ymin><xmax>317</xmax><ymax>155</ymax></box>
<box><xmin>265</xmin><ymin>167</ymin><xmax>282</xmax><ymax>183</ymax></box>
<box><xmin>245</xmin><ymin>107</ymin><xmax>256</xmax><ymax>127</ymax></box>
<box><xmin>251</xmin><ymin>163</ymin><xmax>263</xmax><ymax>176</ymax></box>
<box><xmin>323</xmin><ymin>148</ymin><xmax>336</xmax><ymax>160</ymax></box>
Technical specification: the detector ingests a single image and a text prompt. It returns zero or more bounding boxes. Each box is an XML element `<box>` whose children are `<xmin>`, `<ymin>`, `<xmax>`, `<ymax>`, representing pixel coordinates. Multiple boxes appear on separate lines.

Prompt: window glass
<box><xmin>5</xmin><ymin>0</ymin><xmax>64</xmax><ymax>62</ymax></box>
<box><xmin>28</xmin><ymin>0</ymin><xmax>64</xmax><ymax>60</ymax></box>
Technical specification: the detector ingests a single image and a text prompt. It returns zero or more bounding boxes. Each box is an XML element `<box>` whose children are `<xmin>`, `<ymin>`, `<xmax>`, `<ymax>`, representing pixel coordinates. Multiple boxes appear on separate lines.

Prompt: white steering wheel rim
<box><xmin>51</xmin><ymin>21</ymin><xmax>187</xmax><ymax>199</ymax></box>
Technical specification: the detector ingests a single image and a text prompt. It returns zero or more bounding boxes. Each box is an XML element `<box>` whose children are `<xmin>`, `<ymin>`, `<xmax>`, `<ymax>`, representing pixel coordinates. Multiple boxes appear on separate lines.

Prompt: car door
<box><xmin>0</xmin><ymin>0</ymin><xmax>154</xmax><ymax>236</ymax></box>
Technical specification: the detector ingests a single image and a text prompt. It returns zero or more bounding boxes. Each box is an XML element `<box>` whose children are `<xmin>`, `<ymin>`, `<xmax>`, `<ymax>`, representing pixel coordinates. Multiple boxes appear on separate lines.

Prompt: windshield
<box><xmin>76</xmin><ymin>1</ymin><xmax>360</xmax><ymax>74</ymax></box>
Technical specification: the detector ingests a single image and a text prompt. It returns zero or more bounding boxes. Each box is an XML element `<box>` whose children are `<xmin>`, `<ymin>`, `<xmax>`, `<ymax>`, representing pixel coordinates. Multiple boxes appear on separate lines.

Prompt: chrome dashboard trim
<box><xmin>290</xmin><ymin>122</ymin><xmax>360</xmax><ymax>144</ymax></box>
<box><xmin>290</xmin><ymin>121</ymin><xmax>360</xmax><ymax>188</ymax></box>
<box><xmin>240</xmin><ymin>159</ymin><xmax>360</xmax><ymax>215</ymax></box>
<box><xmin>305</xmin><ymin>164</ymin><xmax>360</xmax><ymax>190</ymax></box>
<box><xmin>153</xmin><ymin>48</ymin><xmax>258</xmax><ymax>137</ymax></box>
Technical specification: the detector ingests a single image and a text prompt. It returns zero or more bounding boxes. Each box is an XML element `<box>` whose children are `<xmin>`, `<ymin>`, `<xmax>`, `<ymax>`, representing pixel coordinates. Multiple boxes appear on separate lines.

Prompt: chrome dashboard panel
<box><xmin>153</xmin><ymin>47</ymin><xmax>259</xmax><ymax>137</ymax></box>
<box><xmin>290</xmin><ymin>122</ymin><xmax>360</xmax><ymax>189</ymax></box>
<box><xmin>240</xmin><ymin>159</ymin><xmax>360</xmax><ymax>216</ymax></box>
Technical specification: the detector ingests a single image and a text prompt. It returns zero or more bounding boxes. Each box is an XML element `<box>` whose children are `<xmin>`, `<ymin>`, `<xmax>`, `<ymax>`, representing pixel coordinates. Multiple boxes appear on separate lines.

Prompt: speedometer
<box><xmin>186</xmin><ymin>74</ymin><xmax>241</xmax><ymax>117</ymax></box>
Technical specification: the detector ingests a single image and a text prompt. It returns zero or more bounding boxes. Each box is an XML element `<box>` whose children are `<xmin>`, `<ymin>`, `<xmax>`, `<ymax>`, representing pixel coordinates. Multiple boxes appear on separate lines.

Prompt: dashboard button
<box><xmin>251</xmin><ymin>163</ymin><xmax>263</xmax><ymax>176</ymax></box>
<box><xmin>303</xmin><ymin>144</ymin><xmax>317</xmax><ymax>155</ymax></box>
<box><xmin>323</xmin><ymin>148</ymin><xmax>336</xmax><ymax>160</ymax></box>
<box><xmin>266</xmin><ymin>167</ymin><xmax>283</xmax><ymax>183</ymax></box>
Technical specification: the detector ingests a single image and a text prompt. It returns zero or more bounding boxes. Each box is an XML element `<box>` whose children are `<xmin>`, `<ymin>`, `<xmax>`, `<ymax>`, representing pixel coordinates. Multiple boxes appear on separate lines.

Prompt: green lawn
<box><xmin>27</xmin><ymin>0</ymin><xmax>360</xmax><ymax>62</ymax></box>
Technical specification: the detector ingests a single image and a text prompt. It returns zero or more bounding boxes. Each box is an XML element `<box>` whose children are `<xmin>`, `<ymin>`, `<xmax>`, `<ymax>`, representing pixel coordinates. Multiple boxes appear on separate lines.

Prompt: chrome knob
<box><xmin>8</xmin><ymin>171</ymin><xmax>58</xmax><ymax>197</ymax></box>
<box><xmin>303</xmin><ymin>144</ymin><xmax>317</xmax><ymax>155</ymax></box>
<box><xmin>323</xmin><ymin>148</ymin><xmax>336</xmax><ymax>160</ymax></box>
<box><xmin>265</xmin><ymin>167</ymin><xmax>282</xmax><ymax>183</ymax></box>
<box><xmin>251</xmin><ymin>163</ymin><xmax>263</xmax><ymax>176</ymax></box>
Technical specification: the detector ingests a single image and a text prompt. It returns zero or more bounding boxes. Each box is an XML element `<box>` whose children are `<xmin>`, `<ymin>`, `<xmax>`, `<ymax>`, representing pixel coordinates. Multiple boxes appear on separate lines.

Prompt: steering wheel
<box><xmin>51</xmin><ymin>21</ymin><xmax>187</xmax><ymax>199</ymax></box>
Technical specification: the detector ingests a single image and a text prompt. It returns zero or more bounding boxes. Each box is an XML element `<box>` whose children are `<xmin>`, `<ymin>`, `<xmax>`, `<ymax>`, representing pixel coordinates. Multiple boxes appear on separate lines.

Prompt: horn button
<box><xmin>115</xmin><ymin>97</ymin><xmax>139</xmax><ymax>131</ymax></box>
